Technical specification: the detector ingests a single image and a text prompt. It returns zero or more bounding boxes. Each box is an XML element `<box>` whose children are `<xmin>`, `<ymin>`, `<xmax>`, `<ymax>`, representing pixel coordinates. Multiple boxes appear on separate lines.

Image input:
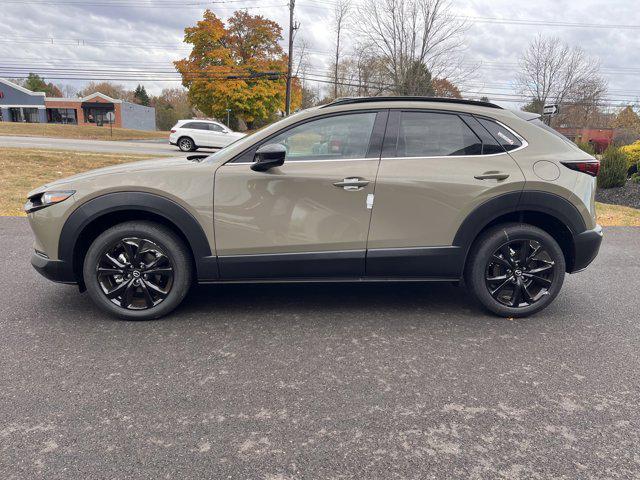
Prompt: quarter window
<box><xmin>477</xmin><ymin>118</ymin><xmax>523</xmax><ymax>151</ymax></box>
<box><xmin>397</xmin><ymin>112</ymin><xmax>482</xmax><ymax>157</ymax></box>
<box><xmin>265</xmin><ymin>112</ymin><xmax>377</xmax><ymax>161</ymax></box>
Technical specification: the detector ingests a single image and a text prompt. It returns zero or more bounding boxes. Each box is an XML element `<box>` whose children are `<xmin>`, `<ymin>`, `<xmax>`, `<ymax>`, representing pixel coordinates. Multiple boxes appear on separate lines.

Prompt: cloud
<box><xmin>1</xmin><ymin>0</ymin><xmax>638</xmax><ymax>107</ymax></box>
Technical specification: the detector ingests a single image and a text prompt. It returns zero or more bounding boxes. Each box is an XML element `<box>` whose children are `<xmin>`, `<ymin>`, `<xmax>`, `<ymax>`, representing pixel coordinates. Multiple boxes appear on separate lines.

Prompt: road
<box><xmin>1</xmin><ymin>217</ymin><xmax>639</xmax><ymax>479</ymax></box>
<box><xmin>0</xmin><ymin>135</ymin><xmax>219</xmax><ymax>156</ymax></box>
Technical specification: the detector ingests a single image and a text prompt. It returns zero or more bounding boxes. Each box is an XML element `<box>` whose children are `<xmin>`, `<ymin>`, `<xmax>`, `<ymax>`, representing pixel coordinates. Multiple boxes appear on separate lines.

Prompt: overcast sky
<box><xmin>2</xmin><ymin>0</ymin><xmax>639</xmax><ymax>109</ymax></box>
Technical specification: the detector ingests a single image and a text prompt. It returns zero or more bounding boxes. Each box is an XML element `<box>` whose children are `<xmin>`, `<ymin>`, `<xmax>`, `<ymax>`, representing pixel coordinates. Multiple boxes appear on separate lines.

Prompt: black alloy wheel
<box><xmin>83</xmin><ymin>221</ymin><xmax>192</xmax><ymax>320</ymax></box>
<box><xmin>97</xmin><ymin>237</ymin><xmax>174</xmax><ymax>310</ymax></box>
<box><xmin>466</xmin><ymin>223</ymin><xmax>565</xmax><ymax>317</ymax></box>
<box><xmin>485</xmin><ymin>239</ymin><xmax>555</xmax><ymax>308</ymax></box>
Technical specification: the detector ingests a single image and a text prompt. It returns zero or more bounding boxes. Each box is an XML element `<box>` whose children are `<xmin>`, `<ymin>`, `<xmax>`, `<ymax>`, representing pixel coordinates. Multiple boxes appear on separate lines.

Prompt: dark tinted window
<box><xmin>183</xmin><ymin>122</ymin><xmax>209</xmax><ymax>130</ymax></box>
<box><xmin>477</xmin><ymin>118</ymin><xmax>522</xmax><ymax>151</ymax></box>
<box><xmin>397</xmin><ymin>112</ymin><xmax>482</xmax><ymax>157</ymax></box>
<box><xmin>462</xmin><ymin>116</ymin><xmax>504</xmax><ymax>155</ymax></box>
<box><xmin>208</xmin><ymin>123</ymin><xmax>224</xmax><ymax>132</ymax></box>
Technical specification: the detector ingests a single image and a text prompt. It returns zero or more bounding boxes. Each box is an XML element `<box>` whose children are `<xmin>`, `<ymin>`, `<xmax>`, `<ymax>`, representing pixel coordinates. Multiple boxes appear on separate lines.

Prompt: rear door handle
<box><xmin>333</xmin><ymin>177</ymin><xmax>369</xmax><ymax>191</ymax></box>
<box><xmin>474</xmin><ymin>172</ymin><xmax>510</xmax><ymax>181</ymax></box>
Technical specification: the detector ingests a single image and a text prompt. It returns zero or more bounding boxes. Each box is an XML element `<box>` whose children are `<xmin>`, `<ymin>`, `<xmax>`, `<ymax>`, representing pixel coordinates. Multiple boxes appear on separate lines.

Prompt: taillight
<box><xmin>170</xmin><ymin>129</ymin><xmax>176</xmax><ymax>133</ymax></box>
<box><xmin>561</xmin><ymin>160</ymin><xmax>600</xmax><ymax>177</ymax></box>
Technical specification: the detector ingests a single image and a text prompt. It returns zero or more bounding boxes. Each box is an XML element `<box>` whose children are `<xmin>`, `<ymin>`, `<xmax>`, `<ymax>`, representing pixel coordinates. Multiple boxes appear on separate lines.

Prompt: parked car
<box><xmin>169</xmin><ymin>119</ymin><xmax>245</xmax><ymax>151</ymax></box>
<box><xmin>26</xmin><ymin>97</ymin><xmax>602</xmax><ymax>320</ymax></box>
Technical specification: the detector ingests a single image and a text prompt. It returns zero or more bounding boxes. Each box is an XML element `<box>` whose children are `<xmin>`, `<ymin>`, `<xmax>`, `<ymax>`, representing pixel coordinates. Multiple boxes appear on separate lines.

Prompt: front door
<box><xmin>214</xmin><ymin>110</ymin><xmax>386</xmax><ymax>279</ymax></box>
<box><xmin>366</xmin><ymin>110</ymin><xmax>526</xmax><ymax>278</ymax></box>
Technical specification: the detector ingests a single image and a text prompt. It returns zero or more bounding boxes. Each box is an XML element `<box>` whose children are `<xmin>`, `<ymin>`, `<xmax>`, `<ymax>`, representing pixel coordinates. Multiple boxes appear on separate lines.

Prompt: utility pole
<box><xmin>285</xmin><ymin>0</ymin><xmax>298</xmax><ymax>116</ymax></box>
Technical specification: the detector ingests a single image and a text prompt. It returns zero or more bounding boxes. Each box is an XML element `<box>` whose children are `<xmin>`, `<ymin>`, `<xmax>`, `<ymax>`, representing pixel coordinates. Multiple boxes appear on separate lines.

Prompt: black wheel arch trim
<box><xmin>59</xmin><ymin>192</ymin><xmax>218</xmax><ymax>282</ymax></box>
<box><xmin>453</xmin><ymin>189</ymin><xmax>589</xmax><ymax>272</ymax></box>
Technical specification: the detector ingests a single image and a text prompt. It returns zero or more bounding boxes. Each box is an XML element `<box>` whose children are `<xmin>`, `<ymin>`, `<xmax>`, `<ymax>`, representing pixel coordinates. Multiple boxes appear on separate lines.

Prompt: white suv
<box><xmin>169</xmin><ymin>119</ymin><xmax>245</xmax><ymax>151</ymax></box>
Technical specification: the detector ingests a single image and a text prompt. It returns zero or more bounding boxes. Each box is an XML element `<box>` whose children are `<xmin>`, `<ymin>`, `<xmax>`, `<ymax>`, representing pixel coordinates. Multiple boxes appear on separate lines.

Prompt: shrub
<box><xmin>631</xmin><ymin>173</ymin><xmax>640</xmax><ymax>184</ymax></box>
<box><xmin>575</xmin><ymin>141</ymin><xmax>595</xmax><ymax>155</ymax></box>
<box><xmin>620</xmin><ymin>141</ymin><xmax>640</xmax><ymax>171</ymax></box>
<box><xmin>598</xmin><ymin>146</ymin><xmax>628</xmax><ymax>189</ymax></box>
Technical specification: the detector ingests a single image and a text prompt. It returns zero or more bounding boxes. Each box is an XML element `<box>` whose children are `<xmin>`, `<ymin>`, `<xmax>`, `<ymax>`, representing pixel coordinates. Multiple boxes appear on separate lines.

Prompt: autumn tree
<box><xmin>432</xmin><ymin>78</ymin><xmax>461</xmax><ymax>98</ymax></box>
<box><xmin>152</xmin><ymin>88</ymin><xmax>195</xmax><ymax>131</ymax></box>
<box><xmin>612</xmin><ymin>106</ymin><xmax>640</xmax><ymax>133</ymax></box>
<box><xmin>175</xmin><ymin>10</ymin><xmax>300</xmax><ymax>128</ymax></box>
<box><xmin>78</xmin><ymin>81</ymin><xmax>130</xmax><ymax>100</ymax></box>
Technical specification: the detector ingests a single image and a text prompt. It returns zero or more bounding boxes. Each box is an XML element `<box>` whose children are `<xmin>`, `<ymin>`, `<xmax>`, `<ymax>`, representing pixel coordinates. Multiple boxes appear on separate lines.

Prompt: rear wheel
<box><xmin>83</xmin><ymin>221</ymin><xmax>192</xmax><ymax>320</ymax></box>
<box><xmin>177</xmin><ymin>136</ymin><xmax>196</xmax><ymax>152</ymax></box>
<box><xmin>466</xmin><ymin>223</ymin><xmax>565</xmax><ymax>317</ymax></box>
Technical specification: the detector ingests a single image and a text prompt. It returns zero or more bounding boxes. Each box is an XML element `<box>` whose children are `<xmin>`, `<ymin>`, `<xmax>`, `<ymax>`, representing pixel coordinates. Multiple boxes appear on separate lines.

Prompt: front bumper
<box><xmin>31</xmin><ymin>252</ymin><xmax>77</xmax><ymax>284</ymax></box>
<box><xmin>570</xmin><ymin>224</ymin><xmax>603</xmax><ymax>273</ymax></box>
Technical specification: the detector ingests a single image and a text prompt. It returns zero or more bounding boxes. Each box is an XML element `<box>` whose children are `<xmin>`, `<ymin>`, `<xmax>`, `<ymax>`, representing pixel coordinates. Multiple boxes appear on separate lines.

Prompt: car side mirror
<box><xmin>251</xmin><ymin>143</ymin><xmax>286</xmax><ymax>172</ymax></box>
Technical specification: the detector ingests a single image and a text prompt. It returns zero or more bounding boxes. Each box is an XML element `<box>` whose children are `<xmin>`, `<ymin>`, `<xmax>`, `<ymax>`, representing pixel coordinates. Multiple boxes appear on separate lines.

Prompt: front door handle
<box><xmin>333</xmin><ymin>177</ymin><xmax>369</xmax><ymax>191</ymax></box>
<box><xmin>474</xmin><ymin>171</ymin><xmax>510</xmax><ymax>181</ymax></box>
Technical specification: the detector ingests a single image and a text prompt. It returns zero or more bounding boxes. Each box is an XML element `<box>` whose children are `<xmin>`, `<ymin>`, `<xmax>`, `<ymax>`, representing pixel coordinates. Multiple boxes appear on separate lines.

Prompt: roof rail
<box><xmin>322</xmin><ymin>96</ymin><xmax>503</xmax><ymax>109</ymax></box>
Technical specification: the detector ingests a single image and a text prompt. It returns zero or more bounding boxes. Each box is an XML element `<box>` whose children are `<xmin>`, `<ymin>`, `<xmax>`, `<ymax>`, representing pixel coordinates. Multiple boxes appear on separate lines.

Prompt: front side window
<box><xmin>265</xmin><ymin>112</ymin><xmax>377</xmax><ymax>161</ymax></box>
<box><xmin>397</xmin><ymin>112</ymin><xmax>482</xmax><ymax>157</ymax></box>
<box><xmin>209</xmin><ymin>123</ymin><xmax>224</xmax><ymax>132</ymax></box>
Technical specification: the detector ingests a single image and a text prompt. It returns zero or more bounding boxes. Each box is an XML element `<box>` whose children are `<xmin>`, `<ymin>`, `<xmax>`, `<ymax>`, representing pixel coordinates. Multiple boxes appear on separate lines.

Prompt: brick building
<box><xmin>0</xmin><ymin>78</ymin><xmax>156</xmax><ymax>131</ymax></box>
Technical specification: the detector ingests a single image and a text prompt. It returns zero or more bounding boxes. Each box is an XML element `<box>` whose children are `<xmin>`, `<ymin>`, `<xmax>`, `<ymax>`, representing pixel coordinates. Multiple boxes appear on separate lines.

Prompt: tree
<box><xmin>78</xmin><ymin>81</ymin><xmax>130</xmax><ymax>100</ymax></box>
<box><xmin>396</xmin><ymin>60</ymin><xmax>434</xmax><ymax>96</ymax></box>
<box><xmin>133</xmin><ymin>84</ymin><xmax>150</xmax><ymax>106</ymax></box>
<box><xmin>332</xmin><ymin>0</ymin><xmax>351</xmax><ymax>99</ymax></box>
<box><xmin>517</xmin><ymin>35</ymin><xmax>606</xmax><ymax>116</ymax></box>
<box><xmin>612</xmin><ymin>106</ymin><xmax>640</xmax><ymax>133</ymax></box>
<box><xmin>354</xmin><ymin>0</ymin><xmax>466</xmax><ymax>95</ymax></box>
<box><xmin>175</xmin><ymin>9</ymin><xmax>300</xmax><ymax>128</ymax></box>
<box><xmin>23</xmin><ymin>73</ymin><xmax>62</xmax><ymax>97</ymax></box>
<box><xmin>432</xmin><ymin>78</ymin><xmax>461</xmax><ymax>98</ymax></box>
<box><xmin>152</xmin><ymin>88</ymin><xmax>195</xmax><ymax>131</ymax></box>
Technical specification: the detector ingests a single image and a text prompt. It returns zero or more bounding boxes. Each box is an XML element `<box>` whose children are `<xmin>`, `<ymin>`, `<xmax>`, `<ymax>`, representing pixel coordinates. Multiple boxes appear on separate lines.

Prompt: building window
<box><xmin>47</xmin><ymin>108</ymin><xmax>78</xmax><ymax>125</ymax></box>
<box><xmin>83</xmin><ymin>106</ymin><xmax>114</xmax><ymax>125</ymax></box>
<box><xmin>9</xmin><ymin>107</ymin><xmax>39</xmax><ymax>123</ymax></box>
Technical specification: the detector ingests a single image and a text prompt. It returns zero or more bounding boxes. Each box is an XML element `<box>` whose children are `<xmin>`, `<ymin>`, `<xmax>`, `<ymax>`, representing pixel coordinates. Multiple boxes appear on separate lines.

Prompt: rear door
<box><xmin>183</xmin><ymin>122</ymin><xmax>209</xmax><ymax>145</ymax></box>
<box><xmin>366</xmin><ymin>110</ymin><xmax>526</xmax><ymax>278</ymax></box>
<box><xmin>214</xmin><ymin>110</ymin><xmax>387</xmax><ymax>279</ymax></box>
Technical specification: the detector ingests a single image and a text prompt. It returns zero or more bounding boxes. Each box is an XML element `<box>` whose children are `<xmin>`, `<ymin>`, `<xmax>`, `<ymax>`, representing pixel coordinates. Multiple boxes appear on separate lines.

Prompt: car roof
<box><xmin>177</xmin><ymin>119</ymin><xmax>221</xmax><ymax>125</ymax></box>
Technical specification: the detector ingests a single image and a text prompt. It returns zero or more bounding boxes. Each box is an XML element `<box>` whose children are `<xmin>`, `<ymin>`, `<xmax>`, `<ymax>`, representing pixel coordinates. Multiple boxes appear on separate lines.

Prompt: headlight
<box><xmin>24</xmin><ymin>190</ymin><xmax>75</xmax><ymax>213</ymax></box>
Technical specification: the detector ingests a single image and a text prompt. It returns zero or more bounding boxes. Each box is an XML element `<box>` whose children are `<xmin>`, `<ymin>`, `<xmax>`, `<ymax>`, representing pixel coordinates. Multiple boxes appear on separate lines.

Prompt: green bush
<box><xmin>575</xmin><ymin>141</ymin><xmax>595</xmax><ymax>155</ymax></box>
<box><xmin>598</xmin><ymin>146</ymin><xmax>629</xmax><ymax>189</ymax></box>
<box><xmin>631</xmin><ymin>171</ymin><xmax>640</xmax><ymax>184</ymax></box>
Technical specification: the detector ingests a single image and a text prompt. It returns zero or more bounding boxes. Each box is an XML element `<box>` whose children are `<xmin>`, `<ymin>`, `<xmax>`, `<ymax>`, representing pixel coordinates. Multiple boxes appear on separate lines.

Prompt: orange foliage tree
<box><xmin>175</xmin><ymin>10</ymin><xmax>301</xmax><ymax>128</ymax></box>
<box><xmin>432</xmin><ymin>78</ymin><xmax>462</xmax><ymax>98</ymax></box>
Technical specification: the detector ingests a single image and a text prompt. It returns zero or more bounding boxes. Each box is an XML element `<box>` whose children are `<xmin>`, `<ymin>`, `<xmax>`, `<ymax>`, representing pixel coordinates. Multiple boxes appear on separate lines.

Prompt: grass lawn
<box><xmin>596</xmin><ymin>202</ymin><xmax>640</xmax><ymax>227</ymax></box>
<box><xmin>0</xmin><ymin>148</ymin><xmax>164</xmax><ymax>216</ymax></box>
<box><xmin>2</xmin><ymin>146</ymin><xmax>640</xmax><ymax>227</ymax></box>
<box><xmin>0</xmin><ymin>122</ymin><xmax>168</xmax><ymax>141</ymax></box>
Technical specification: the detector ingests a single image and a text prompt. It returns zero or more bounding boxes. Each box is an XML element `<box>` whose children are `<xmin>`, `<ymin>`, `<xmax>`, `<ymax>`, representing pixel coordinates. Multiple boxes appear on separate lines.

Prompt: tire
<box><xmin>465</xmin><ymin>223</ymin><xmax>566</xmax><ymax>318</ymax></box>
<box><xmin>177</xmin><ymin>136</ymin><xmax>196</xmax><ymax>152</ymax></box>
<box><xmin>83</xmin><ymin>221</ymin><xmax>193</xmax><ymax>320</ymax></box>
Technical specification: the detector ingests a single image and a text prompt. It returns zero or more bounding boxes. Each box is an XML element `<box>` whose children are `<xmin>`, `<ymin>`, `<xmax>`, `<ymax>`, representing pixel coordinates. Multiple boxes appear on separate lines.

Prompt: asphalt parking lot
<box><xmin>1</xmin><ymin>217</ymin><xmax>639</xmax><ymax>479</ymax></box>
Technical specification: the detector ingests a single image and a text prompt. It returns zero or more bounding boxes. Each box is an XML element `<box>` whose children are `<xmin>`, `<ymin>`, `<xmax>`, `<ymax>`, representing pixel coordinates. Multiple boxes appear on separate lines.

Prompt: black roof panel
<box><xmin>322</xmin><ymin>96</ymin><xmax>503</xmax><ymax>110</ymax></box>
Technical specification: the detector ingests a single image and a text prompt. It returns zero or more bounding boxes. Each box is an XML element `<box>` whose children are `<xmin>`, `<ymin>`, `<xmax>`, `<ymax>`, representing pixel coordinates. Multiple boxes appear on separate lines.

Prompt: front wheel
<box><xmin>83</xmin><ymin>221</ymin><xmax>192</xmax><ymax>320</ymax></box>
<box><xmin>466</xmin><ymin>223</ymin><xmax>566</xmax><ymax>317</ymax></box>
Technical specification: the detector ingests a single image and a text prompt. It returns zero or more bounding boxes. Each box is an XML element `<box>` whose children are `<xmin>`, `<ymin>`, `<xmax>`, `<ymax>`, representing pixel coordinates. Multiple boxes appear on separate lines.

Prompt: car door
<box><xmin>366</xmin><ymin>110</ymin><xmax>526</xmax><ymax>278</ymax></box>
<box><xmin>206</xmin><ymin>122</ymin><xmax>227</xmax><ymax>147</ymax></box>
<box><xmin>214</xmin><ymin>110</ymin><xmax>387</xmax><ymax>279</ymax></box>
<box><xmin>182</xmin><ymin>122</ymin><xmax>208</xmax><ymax>145</ymax></box>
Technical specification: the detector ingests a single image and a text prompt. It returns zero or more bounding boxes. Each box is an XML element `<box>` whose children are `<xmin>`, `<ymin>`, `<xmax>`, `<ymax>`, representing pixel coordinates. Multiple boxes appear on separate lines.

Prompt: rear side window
<box><xmin>183</xmin><ymin>122</ymin><xmax>209</xmax><ymax>130</ymax></box>
<box><xmin>397</xmin><ymin>112</ymin><xmax>482</xmax><ymax>157</ymax></box>
<box><xmin>477</xmin><ymin>118</ymin><xmax>522</xmax><ymax>151</ymax></box>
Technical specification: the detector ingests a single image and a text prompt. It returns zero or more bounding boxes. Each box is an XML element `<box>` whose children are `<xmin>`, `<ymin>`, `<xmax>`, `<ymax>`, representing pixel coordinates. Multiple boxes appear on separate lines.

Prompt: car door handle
<box><xmin>333</xmin><ymin>178</ymin><xmax>369</xmax><ymax>191</ymax></box>
<box><xmin>474</xmin><ymin>172</ymin><xmax>510</xmax><ymax>181</ymax></box>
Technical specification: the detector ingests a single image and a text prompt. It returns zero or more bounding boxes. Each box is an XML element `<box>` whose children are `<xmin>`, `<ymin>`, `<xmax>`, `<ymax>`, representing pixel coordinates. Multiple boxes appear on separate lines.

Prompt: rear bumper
<box><xmin>570</xmin><ymin>224</ymin><xmax>603</xmax><ymax>273</ymax></box>
<box><xmin>31</xmin><ymin>252</ymin><xmax>77</xmax><ymax>284</ymax></box>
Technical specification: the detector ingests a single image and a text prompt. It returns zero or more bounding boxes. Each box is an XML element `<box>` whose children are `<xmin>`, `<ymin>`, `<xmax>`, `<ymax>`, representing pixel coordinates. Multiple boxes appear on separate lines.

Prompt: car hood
<box><xmin>28</xmin><ymin>156</ymin><xmax>199</xmax><ymax>197</ymax></box>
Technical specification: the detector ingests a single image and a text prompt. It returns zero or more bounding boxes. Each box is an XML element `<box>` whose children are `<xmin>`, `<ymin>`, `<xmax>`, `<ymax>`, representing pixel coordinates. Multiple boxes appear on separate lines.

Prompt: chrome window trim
<box><xmin>225</xmin><ymin>157</ymin><xmax>375</xmax><ymax>166</ymax></box>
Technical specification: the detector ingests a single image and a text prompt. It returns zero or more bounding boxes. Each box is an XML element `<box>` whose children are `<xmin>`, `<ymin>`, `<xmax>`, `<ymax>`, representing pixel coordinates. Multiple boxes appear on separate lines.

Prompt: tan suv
<box><xmin>26</xmin><ymin>97</ymin><xmax>603</xmax><ymax>320</ymax></box>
